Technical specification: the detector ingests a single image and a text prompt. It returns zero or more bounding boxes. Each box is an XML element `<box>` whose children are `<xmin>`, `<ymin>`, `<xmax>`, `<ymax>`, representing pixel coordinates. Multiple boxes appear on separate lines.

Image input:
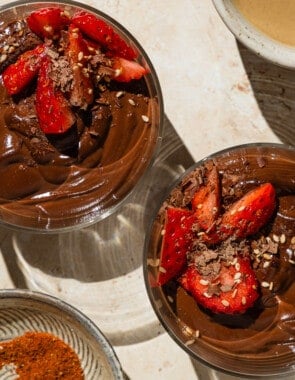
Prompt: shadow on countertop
<box><xmin>238</xmin><ymin>41</ymin><xmax>295</xmax><ymax>146</ymax></box>
<box><xmin>0</xmin><ymin>115</ymin><xmax>195</xmax><ymax>347</ymax></box>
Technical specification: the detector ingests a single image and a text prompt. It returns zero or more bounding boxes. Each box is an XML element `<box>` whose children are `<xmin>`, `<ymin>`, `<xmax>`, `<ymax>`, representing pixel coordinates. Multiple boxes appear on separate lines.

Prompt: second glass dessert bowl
<box><xmin>144</xmin><ymin>143</ymin><xmax>295</xmax><ymax>378</ymax></box>
<box><xmin>0</xmin><ymin>0</ymin><xmax>163</xmax><ymax>232</ymax></box>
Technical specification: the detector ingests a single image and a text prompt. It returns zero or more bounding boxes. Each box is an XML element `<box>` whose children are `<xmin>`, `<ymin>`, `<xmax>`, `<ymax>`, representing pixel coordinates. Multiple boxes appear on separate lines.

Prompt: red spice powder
<box><xmin>0</xmin><ymin>331</ymin><xmax>84</xmax><ymax>379</ymax></box>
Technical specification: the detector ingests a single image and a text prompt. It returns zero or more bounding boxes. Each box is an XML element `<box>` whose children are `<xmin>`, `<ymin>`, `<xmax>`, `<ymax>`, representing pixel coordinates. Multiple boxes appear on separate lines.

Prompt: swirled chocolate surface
<box><xmin>147</xmin><ymin>144</ymin><xmax>295</xmax><ymax>376</ymax></box>
<box><xmin>0</xmin><ymin>16</ymin><xmax>161</xmax><ymax>230</ymax></box>
<box><xmin>0</xmin><ymin>79</ymin><xmax>159</xmax><ymax>229</ymax></box>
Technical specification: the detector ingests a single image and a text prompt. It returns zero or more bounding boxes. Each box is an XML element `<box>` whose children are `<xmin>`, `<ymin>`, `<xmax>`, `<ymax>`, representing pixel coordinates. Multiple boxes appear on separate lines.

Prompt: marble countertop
<box><xmin>0</xmin><ymin>1</ymin><xmax>294</xmax><ymax>379</ymax></box>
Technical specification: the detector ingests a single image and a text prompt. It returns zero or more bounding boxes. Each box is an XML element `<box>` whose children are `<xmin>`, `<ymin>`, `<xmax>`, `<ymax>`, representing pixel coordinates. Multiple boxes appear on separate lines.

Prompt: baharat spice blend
<box><xmin>0</xmin><ymin>331</ymin><xmax>84</xmax><ymax>379</ymax></box>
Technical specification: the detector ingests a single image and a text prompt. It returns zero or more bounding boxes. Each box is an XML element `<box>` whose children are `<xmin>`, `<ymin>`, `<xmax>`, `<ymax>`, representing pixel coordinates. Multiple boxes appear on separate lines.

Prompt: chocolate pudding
<box><xmin>145</xmin><ymin>144</ymin><xmax>295</xmax><ymax>376</ymax></box>
<box><xmin>0</xmin><ymin>3</ymin><xmax>162</xmax><ymax>231</ymax></box>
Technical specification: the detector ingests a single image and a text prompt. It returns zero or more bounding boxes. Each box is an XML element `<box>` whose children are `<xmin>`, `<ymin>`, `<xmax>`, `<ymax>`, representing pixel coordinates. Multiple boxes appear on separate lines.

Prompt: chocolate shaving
<box><xmin>0</xmin><ymin>20</ymin><xmax>42</xmax><ymax>73</ymax></box>
<box><xmin>188</xmin><ymin>238</ymin><xmax>250</xmax><ymax>278</ymax></box>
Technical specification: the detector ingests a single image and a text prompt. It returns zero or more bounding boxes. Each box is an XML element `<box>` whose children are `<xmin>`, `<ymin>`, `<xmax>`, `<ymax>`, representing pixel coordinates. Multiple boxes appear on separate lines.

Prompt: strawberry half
<box><xmin>192</xmin><ymin>165</ymin><xmax>221</xmax><ymax>231</ymax></box>
<box><xmin>179</xmin><ymin>257</ymin><xmax>259</xmax><ymax>314</ymax></box>
<box><xmin>219</xmin><ymin>183</ymin><xmax>276</xmax><ymax>240</ymax></box>
<box><xmin>112</xmin><ymin>57</ymin><xmax>148</xmax><ymax>82</ymax></box>
<box><xmin>36</xmin><ymin>57</ymin><xmax>75</xmax><ymax>134</ymax></box>
<box><xmin>71</xmin><ymin>11</ymin><xmax>137</xmax><ymax>60</ymax></box>
<box><xmin>66</xmin><ymin>24</ymin><xmax>94</xmax><ymax>109</ymax></box>
<box><xmin>2</xmin><ymin>44</ymin><xmax>45</xmax><ymax>95</ymax></box>
<box><xmin>157</xmin><ymin>207</ymin><xmax>196</xmax><ymax>286</ymax></box>
<box><xmin>27</xmin><ymin>7</ymin><xmax>70</xmax><ymax>39</ymax></box>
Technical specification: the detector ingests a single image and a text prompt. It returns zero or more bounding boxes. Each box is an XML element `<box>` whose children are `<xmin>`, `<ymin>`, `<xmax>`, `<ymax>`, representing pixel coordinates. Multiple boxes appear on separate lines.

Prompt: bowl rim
<box><xmin>143</xmin><ymin>142</ymin><xmax>295</xmax><ymax>378</ymax></box>
<box><xmin>212</xmin><ymin>0</ymin><xmax>295</xmax><ymax>69</ymax></box>
<box><xmin>0</xmin><ymin>0</ymin><xmax>164</xmax><ymax>233</ymax></box>
<box><xmin>0</xmin><ymin>288</ymin><xmax>124</xmax><ymax>380</ymax></box>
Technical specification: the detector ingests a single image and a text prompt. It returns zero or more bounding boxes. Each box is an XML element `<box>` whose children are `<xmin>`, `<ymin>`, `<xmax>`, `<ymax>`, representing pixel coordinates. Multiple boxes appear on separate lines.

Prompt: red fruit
<box><xmin>157</xmin><ymin>207</ymin><xmax>196</xmax><ymax>286</ymax></box>
<box><xmin>66</xmin><ymin>24</ymin><xmax>94</xmax><ymax>109</ymax></box>
<box><xmin>36</xmin><ymin>57</ymin><xmax>75</xmax><ymax>134</ymax></box>
<box><xmin>112</xmin><ymin>57</ymin><xmax>148</xmax><ymax>82</ymax></box>
<box><xmin>84</xmin><ymin>38</ymin><xmax>102</xmax><ymax>54</ymax></box>
<box><xmin>219</xmin><ymin>183</ymin><xmax>276</xmax><ymax>240</ymax></box>
<box><xmin>179</xmin><ymin>257</ymin><xmax>259</xmax><ymax>314</ymax></box>
<box><xmin>192</xmin><ymin>166</ymin><xmax>221</xmax><ymax>231</ymax></box>
<box><xmin>27</xmin><ymin>7</ymin><xmax>70</xmax><ymax>39</ymax></box>
<box><xmin>2</xmin><ymin>44</ymin><xmax>45</xmax><ymax>95</ymax></box>
<box><xmin>71</xmin><ymin>11</ymin><xmax>137</xmax><ymax>60</ymax></box>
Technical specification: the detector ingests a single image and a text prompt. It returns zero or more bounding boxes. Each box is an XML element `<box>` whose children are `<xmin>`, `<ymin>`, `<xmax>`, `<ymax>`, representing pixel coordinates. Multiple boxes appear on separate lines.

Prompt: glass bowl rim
<box><xmin>0</xmin><ymin>0</ymin><xmax>164</xmax><ymax>233</ymax></box>
<box><xmin>143</xmin><ymin>141</ymin><xmax>295</xmax><ymax>378</ymax></box>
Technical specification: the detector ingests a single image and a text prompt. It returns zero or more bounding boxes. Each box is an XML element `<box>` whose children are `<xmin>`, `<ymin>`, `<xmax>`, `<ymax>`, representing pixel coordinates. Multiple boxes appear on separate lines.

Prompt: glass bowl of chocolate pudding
<box><xmin>0</xmin><ymin>0</ymin><xmax>163</xmax><ymax>232</ymax></box>
<box><xmin>144</xmin><ymin>143</ymin><xmax>295</xmax><ymax>378</ymax></box>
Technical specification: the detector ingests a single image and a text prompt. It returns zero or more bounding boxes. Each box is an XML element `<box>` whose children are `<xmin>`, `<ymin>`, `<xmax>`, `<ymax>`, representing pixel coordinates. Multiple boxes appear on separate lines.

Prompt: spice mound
<box><xmin>0</xmin><ymin>331</ymin><xmax>84</xmax><ymax>379</ymax></box>
<box><xmin>0</xmin><ymin>6</ymin><xmax>160</xmax><ymax>229</ymax></box>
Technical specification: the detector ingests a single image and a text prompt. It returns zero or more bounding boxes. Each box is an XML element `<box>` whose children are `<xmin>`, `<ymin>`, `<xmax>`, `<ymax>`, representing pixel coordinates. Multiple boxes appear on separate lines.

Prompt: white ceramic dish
<box><xmin>212</xmin><ymin>0</ymin><xmax>295</xmax><ymax>69</ymax></box>
<box><xmin>0</xmin><ymin>289</ymin><xmax>124</xmax><ymax>379</ymax></box>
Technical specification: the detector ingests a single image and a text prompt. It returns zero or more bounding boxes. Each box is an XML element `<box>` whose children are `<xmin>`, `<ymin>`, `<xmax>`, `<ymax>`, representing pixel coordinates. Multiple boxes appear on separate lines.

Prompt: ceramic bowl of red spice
<box><xmin>0</xmin><ymin>0</ymin><xmax>163</xmax><ymax>232</ymax></box>
<box><xmin>0</xmin><ymin>289</ymin><xmax>124</xmax><ymax>379</ymax></box>
<box><xmin>144</xmin><ymin>143</ymin><xmax>295</xmax><ymax>378</ymax></box>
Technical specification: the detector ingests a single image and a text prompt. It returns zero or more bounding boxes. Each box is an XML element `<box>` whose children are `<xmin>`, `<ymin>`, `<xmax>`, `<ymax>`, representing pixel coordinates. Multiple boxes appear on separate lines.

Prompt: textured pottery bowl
<box><xmin>0</xmin><ymin>0</ymin><xmax>163</xmax><ymax>232</ymax></box>
<box><xmin>0</xmin><ymin>289</ymin><xmax>123</xmax><ymax>379</ymax></box>
<box><xmin>144</xmin><ymin>143</ymin><xmax>295</xmax><ymax>377</ymax></box>
<box><xmin>213</xmin><ymin>0</ymin><xmax>295</xmax><ymax>69</ymax></box>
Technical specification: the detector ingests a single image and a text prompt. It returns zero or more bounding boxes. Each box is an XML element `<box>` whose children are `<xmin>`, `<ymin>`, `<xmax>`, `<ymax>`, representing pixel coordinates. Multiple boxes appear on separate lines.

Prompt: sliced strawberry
<box><xmin>71</xmin><ymin>11</ymin><xmax>137</xmax><ymax>60</ymax></box>
<box><xmin>84</xmin><ymin>38</ymin><xmax>102</xmax><ymax>55</ymax></box>
<box><xmin>112</xmin><ymin>57</ymin><xmax>148</xmax><ymax>82</ymax></box>
<box><xmin>66</xmin><ymin>24</ymin><xmax>94</xmax><ymax>109</ymax></box>
<box><xmin>2</xmin><ymin>44</ymin><xmax>45</xmax><ymax>95</ymax></box>
<box><xmin>219</xmin><ymin>183</ymin><xmax>276</xmax><ymax>240</ymax></box>
<box><xmin>157</xmin><ymin>207</ymin><xmax>196</xmax><ymax>286</ymax></box>
<box><xmin>27</xmin><ymin>7</ymin><xmax>70</xmax><ymax>39</ymax></box>
<box><xmin>36</xmin><ymin>57</ymin><xmax>75</xmax><ymax>134</ymax></box>
<box><xmin>192</xmin><ymin>165</ymin><xmax>221</xmax><ymax>231</ymax></box>
<box><xmin>179</xmin><ymin>257</ymin><xmax>259</xmax><ymax>314</ymax></box>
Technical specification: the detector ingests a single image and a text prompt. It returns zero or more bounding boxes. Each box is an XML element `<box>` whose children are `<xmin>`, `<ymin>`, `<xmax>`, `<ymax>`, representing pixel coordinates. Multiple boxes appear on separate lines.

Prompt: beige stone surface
<box><xmin>0</xmin><ymin>1</ymin><xmax>294</xmax><ymax>379</ymax></box>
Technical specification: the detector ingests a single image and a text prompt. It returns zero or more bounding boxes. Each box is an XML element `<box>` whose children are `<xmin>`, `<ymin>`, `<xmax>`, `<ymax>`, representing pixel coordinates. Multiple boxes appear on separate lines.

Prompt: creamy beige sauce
<box><xmin>233</xmin><ymin>0</ymin><xmax>295</xmax><ymax>46</ymax></box>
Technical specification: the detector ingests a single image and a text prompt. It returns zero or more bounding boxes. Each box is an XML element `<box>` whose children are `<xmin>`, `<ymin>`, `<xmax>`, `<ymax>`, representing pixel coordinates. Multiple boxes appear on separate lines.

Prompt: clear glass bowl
<box><xmin>144</xmin><ymin>142</ymin><xmax>295</xmax><ymax>378</ymax></box>
<box><xmin>0</xmin><ymin>0</ymin><xmax>163</xmax><ymax>232</ymax></box>
<box><xmin>0</xmin><ymin>289</ymin><xmax>123</xmax><ymax>379</ymax></box>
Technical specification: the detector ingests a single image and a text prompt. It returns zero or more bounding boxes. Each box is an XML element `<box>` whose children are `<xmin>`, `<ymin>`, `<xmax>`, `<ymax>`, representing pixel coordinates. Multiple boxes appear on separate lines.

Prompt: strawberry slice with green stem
<box><xmin>27</xmin><ymin>7</ymin><xmax>70</xmax><ymax>39</ymax></box>
<box><xmin>157</xmin><ymin>207</ymin><xmax>196</xmax><ymax>286</ymax></box>
<box><xmin>2</xmin><ymin>44</ymin><xmax>45</xmax><ymax>95</ymax></box>
<box><xmin>179</xmin><ymin>257</ymin><xmax>259</xmax><ymax>314</ymax></box>
<box><xmin>66</xmin><ymin>24</ymin><xmax>94</xmax><ymax>109</ymax></box>
<box><xmin>71</xmin><ymin>11</ymin><xmax>137</xmax><ymax>60</ymax></box>
<box><xmin>36</xmin><ymin>57</ymin><xmax>75</xmax><ymax>134</ymax></box>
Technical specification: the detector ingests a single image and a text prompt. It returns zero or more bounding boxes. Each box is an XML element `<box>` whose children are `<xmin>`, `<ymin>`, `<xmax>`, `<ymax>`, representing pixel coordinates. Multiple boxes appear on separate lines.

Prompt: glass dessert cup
<box><xmin>0</xmin><ymin>0</ymin><xmax>163</xmax><ymax>232</ymax></box>
<box><xmin>144</xmin><ymin>143</ymin><xmax>295</xmax><ymax>378</ymax></box>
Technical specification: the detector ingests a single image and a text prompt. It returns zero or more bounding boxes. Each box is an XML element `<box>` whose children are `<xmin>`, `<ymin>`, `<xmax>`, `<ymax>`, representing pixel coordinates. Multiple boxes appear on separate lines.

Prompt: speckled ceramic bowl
<box><xmin>213</xmin><ymin>0</ymin><xmax>295</xmax><ymax>69</ymax></box>
<box><xmin>144</xmin><ymin>143</ymin><xmax>295</xmax><ymax>378</ymax></box>
<box><xmin>0</xmin><ymin>289</ymin><xmax>123</xmax><ymax>379</ymax></box>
